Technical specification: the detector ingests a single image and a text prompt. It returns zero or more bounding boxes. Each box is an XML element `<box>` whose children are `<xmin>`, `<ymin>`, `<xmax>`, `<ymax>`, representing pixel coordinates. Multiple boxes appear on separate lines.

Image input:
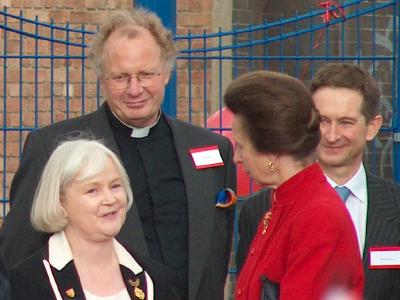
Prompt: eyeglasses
<box><xmin>106</xmin><ymin>71</ymin><xmax>161</xmax><ymax>89</ymax></box>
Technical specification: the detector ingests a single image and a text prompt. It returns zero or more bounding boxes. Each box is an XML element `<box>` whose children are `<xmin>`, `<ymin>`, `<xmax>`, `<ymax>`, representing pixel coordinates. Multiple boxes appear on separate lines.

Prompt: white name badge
<box><xmin>189</xmin><ymin>145</ymin><xmax>224</xmax><ymax>169</ymax></box>
<box><xmin>369</xmin><ymin>247</ymin><xmax>400</xmax><ymax>269</ymax></box>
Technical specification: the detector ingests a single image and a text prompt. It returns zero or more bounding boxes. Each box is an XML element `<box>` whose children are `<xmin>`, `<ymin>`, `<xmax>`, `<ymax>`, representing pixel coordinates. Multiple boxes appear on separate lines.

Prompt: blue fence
<box><xmin>176</xmin><ymin>0</ymin><xmax>399</xmax><ymax>182</ymax></box>
<box><xmin>1</xmin><ymin>0</ymin><xmax>399</xmax><ymax>291</ymax></box>
<box><xmin>173</xmin><ymin>2</ymin><xmax>399</xmax><ymax>285</ymax></box>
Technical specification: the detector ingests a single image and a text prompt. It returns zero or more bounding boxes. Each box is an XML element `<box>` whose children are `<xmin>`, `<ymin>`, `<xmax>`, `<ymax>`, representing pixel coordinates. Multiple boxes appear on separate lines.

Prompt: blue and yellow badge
<box><xmin>215</xmin><ymin>188</ymin><xmax>237</xmax><ymax>208</ymax></box>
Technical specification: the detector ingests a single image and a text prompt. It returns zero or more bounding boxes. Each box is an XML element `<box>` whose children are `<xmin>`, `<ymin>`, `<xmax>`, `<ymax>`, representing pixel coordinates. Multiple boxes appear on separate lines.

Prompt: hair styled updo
<box><xmin>224</xmin><ymin>70</ymin><xmax>320</xmax><ymax>160</ymax></box>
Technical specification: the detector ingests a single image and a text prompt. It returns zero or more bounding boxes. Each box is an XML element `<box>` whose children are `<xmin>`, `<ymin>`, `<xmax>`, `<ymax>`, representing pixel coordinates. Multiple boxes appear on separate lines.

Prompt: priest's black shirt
<box><xmin>106</xmin><ymin>105</ymin><xmax>188</xmax><ymax>299</ymax></box>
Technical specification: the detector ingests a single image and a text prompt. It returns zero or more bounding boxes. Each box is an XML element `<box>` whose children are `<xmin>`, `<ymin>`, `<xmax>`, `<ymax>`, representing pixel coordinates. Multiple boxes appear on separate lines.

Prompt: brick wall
<box><xmin>176</xmin><ymin>0</ymin><xmax>215</xmax><ymax>125</ymax></box>
<box><xmin>2</xmin><ymin>0</ymin><xmax>132</xmax><ymax>27</ymax></box>
<box><xmin>231</xmin><ymin>0</ymin><xmax>396</xmax><ymax>179</ymax></box>
<box><xmin>0</xmin><ymin>0</ymin><xmax>216</xmax><ymax>208</ymax></box>
<box><xmin>1</xmin><ymin>1</ymin><xmax>131</xmax><ymax>210</ymax></box>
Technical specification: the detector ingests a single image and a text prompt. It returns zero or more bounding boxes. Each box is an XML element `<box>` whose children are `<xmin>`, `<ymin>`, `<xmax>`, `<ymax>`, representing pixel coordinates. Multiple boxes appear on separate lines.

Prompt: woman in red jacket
<box><xmin>224</xmin><ymin>71</ymin><xmax>364</xmax><ymax>300</ymax></box>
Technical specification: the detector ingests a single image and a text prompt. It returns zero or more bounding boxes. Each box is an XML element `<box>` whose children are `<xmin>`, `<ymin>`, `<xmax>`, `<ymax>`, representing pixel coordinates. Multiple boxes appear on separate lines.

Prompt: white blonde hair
<box><xmin>30</xmin><ymin>139</ymin><xmax>133</xmax><ymax>233</ymax></box>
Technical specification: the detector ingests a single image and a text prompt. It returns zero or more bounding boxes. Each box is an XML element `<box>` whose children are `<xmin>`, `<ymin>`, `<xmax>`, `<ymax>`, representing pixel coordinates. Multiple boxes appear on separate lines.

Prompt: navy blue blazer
<box><xmin>9</xmin><ymin>237</ymin><xmax>174</xmax><ymax>300</ymax></box>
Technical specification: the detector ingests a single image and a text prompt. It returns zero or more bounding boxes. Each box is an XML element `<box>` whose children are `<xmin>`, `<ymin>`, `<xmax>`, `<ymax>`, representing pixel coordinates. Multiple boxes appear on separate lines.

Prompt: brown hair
<box><xmin>89</xmin><ymin>8</ymin><xmax>178</xmax><ymax>76</ymax></box>
<box><xmin>224</xmin><ymin>70</ymin><xmax>320</xmax><ymax>160</ymax></box>
<box><xmin>310</xmin><ymin>63</ymin><xmax>381</xmax><ymax>122</ymax></box>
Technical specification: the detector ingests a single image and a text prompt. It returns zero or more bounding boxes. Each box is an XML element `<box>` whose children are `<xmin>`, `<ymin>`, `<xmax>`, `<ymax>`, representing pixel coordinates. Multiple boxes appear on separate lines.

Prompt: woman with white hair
<box><xmin>9</xmin><ymin>139</ymin><xmax>174</xmax><ymax>300</ymax></box>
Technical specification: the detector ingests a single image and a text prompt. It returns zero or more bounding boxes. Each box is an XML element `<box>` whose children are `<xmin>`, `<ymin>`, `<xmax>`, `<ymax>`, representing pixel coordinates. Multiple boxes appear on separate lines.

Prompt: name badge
<box><xmin>369</xmin><ymin>247</ymin><xmax>400</xmax><ymax>269</ymax></box>
<box><xmin>189</xmin><ymin>145</ymin><xmax>224</xmax><ymax>169</ymax></box>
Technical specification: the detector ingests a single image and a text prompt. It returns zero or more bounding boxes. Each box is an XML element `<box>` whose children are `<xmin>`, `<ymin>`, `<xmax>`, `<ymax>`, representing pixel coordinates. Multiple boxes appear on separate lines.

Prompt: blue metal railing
<box><xmin>173</xmin><ymin>0</ymin><xmax>399</xmax><ymax>278</ymax></box>
<box><xmin>1</xmin><ymin>7</ymin><xmax>95</xmax><ymax>220</ymax></box>
<box><xmin>175</xmin><ymin>1</ymin><xmax>398</xmax><ymax>177</ymax></box>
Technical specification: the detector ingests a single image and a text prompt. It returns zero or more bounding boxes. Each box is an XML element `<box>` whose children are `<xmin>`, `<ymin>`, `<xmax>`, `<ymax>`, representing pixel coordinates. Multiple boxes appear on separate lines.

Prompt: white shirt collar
<box><xmin>325</xmin><ymin>163</ymin><xmax>368</xmax><ymax>256</ymax></box>
<box><xmin>48</xmin><ymin>231</ymin><xmax>143</xmax><ymax>275</ymax></box>
<box><xmin>110</xmin><ymin>109</ymin><xmax>161</xmax><ymax>138</ymax></box>
<box><xmin>325</xmin><ymin>163</ymin><xmax>366</xmax><ymax>202</ymax></box>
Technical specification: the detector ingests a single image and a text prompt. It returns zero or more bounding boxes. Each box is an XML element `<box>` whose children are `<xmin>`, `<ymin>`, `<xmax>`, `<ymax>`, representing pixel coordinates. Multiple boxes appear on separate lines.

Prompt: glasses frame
<box><xmin>105</xmin><ymin>71</ymin><xmax>162</xmax><ymax>89</ymax></box>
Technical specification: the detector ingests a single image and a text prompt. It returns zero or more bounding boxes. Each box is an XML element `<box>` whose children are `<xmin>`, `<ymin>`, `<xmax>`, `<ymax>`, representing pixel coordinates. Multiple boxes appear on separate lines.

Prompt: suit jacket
<box><xmin>0</xmin><ymin>104</ymin><xmax>237</xmax><ymax>300</ymax></box>
<box><xmin>236</xmin><ymin>172</ymin><xmax>400</xmax><ymax>300</ymax></box>
<box><xmin>363</xmin><ymin>172</ymin><xmax>400</xmax><ymax>300</ymax></box>
<box><xmin>9</xmin><ymin>234</ymin><xmax>174</xmax><ymax>300</ymax></box>
<box><xmin>236</xmin><ymin>188</ymin><xmax>271</xmax><ymax>274</ymax></box>
<box><xmin>0</xmin><ymin>253</ymin><xmax>10</xmax><ymax>300</ymax></box>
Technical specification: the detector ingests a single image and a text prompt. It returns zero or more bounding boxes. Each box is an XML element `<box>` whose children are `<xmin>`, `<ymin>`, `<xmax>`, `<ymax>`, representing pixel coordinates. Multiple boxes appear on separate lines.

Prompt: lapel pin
<box><xmin>65</xmin><ymin>288</ymin><xmax>75</xmax><ymax>298</ymax></box>
<box><xmin>129</xmin><ymin>278</ymin><xmax>145</xmax><ymax>300</ymax></box>
<box><xmin>215</xmin><ymin>188</ymin><xmax>237</xmax><ymax>208</ymax></box>
<box><xmin>134</xmin><ymin>287</ymin><xmax>145</xmax><ymax>300</ymax></box>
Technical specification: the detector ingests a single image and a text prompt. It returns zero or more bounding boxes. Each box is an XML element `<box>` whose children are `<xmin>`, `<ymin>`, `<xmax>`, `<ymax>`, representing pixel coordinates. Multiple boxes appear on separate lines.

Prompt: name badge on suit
<box><xmin>369</xmin><ymin>246</ymin><xmax>400</xmax><ymax>269</ymax></box>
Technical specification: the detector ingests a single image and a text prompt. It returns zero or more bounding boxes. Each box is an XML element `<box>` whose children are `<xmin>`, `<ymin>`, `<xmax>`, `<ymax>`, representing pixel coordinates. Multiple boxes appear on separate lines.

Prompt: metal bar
<box><xmin>0</xmin><ymin>24</ymin><xmax>90</xmax><ymax>48</ymax></box>
<box><xmin>263</xmin><ymin>17</ymin><xmax>269</xmax><ymax>70</ymax></box>
<box><xmin>65</xmin><ymin>22</ymin><xmax>70</xmax><ymax>119</ymax></box>
<box><xmin>175</xmin><ymin>0</ymin><xmax>395</xmax><ymax>40</ymax></box>
<box><xmin>50</xmin><ymin>19</ymin><xmax>55</xmax><ymax>123</ymax></box>
<box><xmin>279</xmin><ymin>15</ymin><xmax>284</xmax><ymax>72</ymax></box>
<box><xmin>248</xmin><ymin>24</ymin><xmax>253</xmax><ymax>71</ymax></box>
<box><xmin>177</xmin><ymin>55</ymin><xmax>394</xmax><ymax>61</ymax></box>
<box><xmin>188</xmin><ymin>31</ymin><xmax>192</xmax><ymax>124</ymax></box>
<box><xmin>81</xmin><ymin>24</ymin><xmax>86</xmax><ymax>115</ymax></box>
<box><xmin>295</xmin><ymin>10</ymin><xmax>300</xmax><ymax>77</ymax></box>
<box><xmin>0</xmin><ymin>8</ymin><xmax>94</xmax><ymax>33</ymax></box>
<box><xmin>34</xmin><ymin>16</ymin><xmax>39</xmax><ymax>128</ymax></box>
<box><xmin>371</xmin><ymin>1</ymin><xmax>377</xmax><ymax>175</ymax></box>
<box><xmin>0</xmin><ymin>55</ymin><xmax>85</xmax><ymax>59</ymax></box>
<box><xmin>394</xmin><ymin>0</ymin><xmax>400</xmax><ymax>180</ymax></box>
<box><xmin>309</xmin><ymin>8</ymin><xmax>315</xmax><ymax>75</ymax></box>
<box><xmin>218</xmin><ymin>26</ymin><xmax>223</xmax><ymax>133</ymax></box>
<box><xmin>356</xmin><ymin>1</ymin><xmax>361</xmax><ymax>65</ymax></box>
<box><xmin>18</xmin><ymin>10</ymin><xmax>23</xmax><ymax>157</ymax></box>
<box><xmin>203</xmin><ymin>29</ymin><xmax>208</xmax><ymax>127</ymax></box>
<box><xmin>2</xmin><ymin>7</ymin><xmax>8</xmax><ymax>214</ymax></box>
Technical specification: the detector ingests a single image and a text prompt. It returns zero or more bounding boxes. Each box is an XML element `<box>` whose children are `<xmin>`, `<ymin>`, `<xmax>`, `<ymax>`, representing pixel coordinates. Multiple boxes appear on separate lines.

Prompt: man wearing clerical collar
<box><xmin>110</xmin><ymin>108</ymin><xmax>161</xmax><ymax>139</ymax></box>
<box><xmin>0</xmin><ymin>8</ymin><xmax>236</xmax><ymax>300</ymax></box>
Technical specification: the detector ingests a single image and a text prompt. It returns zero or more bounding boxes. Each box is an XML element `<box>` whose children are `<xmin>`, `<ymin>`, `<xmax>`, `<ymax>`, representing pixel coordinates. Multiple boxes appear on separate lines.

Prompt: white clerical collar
<box><xmin>110</xmin><ymin>109</ymin><xmax>161</xmax><ymax>138</ymax></box>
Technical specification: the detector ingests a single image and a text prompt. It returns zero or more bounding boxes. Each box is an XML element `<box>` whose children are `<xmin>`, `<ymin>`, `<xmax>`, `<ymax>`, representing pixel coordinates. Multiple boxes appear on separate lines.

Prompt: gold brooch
<box><xmin>129</xmin><ymin>278</ymin><xmax>145</xmax><ymax>300</ymax></box>
<box><xmin>134</xmin><ymin>287</ymin><xmax>145</xmax><ymax>300</ymax></box>
<box><xmin>262</xmin><ymin>210</ymin><xmax>272</xmax><ymax>235</ymax></box>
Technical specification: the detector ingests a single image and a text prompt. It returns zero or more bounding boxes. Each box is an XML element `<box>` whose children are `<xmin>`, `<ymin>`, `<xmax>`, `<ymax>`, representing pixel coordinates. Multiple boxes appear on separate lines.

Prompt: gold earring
<box><xmin>267</xmin><ymin>161</ymin><xmax>275</xmax><ymax>172</ymax></box>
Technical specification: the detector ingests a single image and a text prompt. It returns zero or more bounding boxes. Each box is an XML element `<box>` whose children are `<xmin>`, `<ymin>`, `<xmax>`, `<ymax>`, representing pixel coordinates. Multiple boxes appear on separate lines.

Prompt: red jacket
<box><xmin>236</xmin><ymin>163</ymin><xmax>364</xmax><ymax>300</ymax></box>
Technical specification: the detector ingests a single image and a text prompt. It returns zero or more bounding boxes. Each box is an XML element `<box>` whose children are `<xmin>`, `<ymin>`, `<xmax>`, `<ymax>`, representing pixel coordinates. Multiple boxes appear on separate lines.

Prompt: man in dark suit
<box><xmin>0</xmin><ymin>254</ymin><xmax>10</xmax><ymax>300</ymax></box>
<box><xmin>0</xmin><ymin>9</ymin><xmax>236</xmax><ymax>300</ymax></box>
<box><xmin>237</xmin><ymin>63</ymin><xmax>400</xmax><ymax>299</ymax></box>
<box><xmin>235</xmin><ymin>188</ymin><xmax>270</xmax><ymax>273</ymax></box>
